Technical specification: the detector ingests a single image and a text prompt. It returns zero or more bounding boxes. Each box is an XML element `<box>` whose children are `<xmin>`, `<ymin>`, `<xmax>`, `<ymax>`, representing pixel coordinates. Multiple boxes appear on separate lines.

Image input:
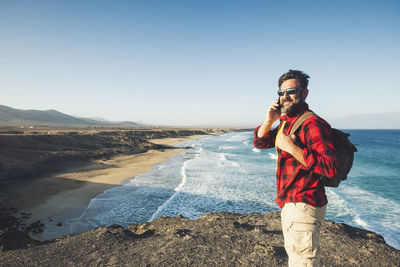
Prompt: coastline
<box><xmin>4</xmin><ymin>133</ymin><xmax>207</xmax><ymax>241</ymax></box>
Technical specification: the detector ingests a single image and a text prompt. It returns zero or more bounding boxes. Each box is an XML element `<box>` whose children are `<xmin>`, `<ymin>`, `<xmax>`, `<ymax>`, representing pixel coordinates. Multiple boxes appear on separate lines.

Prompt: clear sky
<box><xmin>1</xmin><ymin>0</ymin><xmax>399</xmax><ymax>126</ymax></box>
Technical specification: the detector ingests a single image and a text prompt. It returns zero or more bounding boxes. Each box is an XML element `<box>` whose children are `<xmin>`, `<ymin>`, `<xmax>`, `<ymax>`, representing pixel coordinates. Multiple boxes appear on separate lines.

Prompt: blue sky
<box><xmin>1</xmin><ymin>0</ymin><xmax>399</xmax><ymax>126</ymax></box>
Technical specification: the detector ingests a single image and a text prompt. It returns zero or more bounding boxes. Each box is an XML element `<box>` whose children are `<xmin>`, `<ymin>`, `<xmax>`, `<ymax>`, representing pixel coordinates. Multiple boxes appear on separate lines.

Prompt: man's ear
<box><xmin>303</xmin><ymin>89</ymin><xmax>309</xmax><ymax>100</ymax></box>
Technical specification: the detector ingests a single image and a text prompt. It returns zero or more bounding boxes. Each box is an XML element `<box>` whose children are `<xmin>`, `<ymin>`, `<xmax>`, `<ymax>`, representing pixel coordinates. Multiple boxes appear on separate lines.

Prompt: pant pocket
<box><xmin>289</xmin><ymin>222</ymin><xmax>316</xmax><ymax>254</ymax></box>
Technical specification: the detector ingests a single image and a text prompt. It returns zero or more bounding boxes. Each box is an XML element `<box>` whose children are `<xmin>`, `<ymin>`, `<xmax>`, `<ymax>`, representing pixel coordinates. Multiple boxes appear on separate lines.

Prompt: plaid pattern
<box><xmin>253</xmin><ymin>104</ymin><xmax>338</xmax><ymax>208</ymax></box>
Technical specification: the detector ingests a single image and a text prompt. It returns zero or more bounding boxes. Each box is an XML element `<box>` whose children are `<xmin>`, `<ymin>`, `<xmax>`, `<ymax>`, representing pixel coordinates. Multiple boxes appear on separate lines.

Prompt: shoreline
<box><xmin>16</xmin><ymin>134</ymin><xmax>206</xmax><ymax>241</ymax></box>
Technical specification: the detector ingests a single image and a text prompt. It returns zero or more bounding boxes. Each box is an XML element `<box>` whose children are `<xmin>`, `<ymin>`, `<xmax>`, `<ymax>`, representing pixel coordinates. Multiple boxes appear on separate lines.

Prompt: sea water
<box><xmin>68</xmin><ymin>130</ymin><xmax>400</xmax><ymax>249</ymax></box>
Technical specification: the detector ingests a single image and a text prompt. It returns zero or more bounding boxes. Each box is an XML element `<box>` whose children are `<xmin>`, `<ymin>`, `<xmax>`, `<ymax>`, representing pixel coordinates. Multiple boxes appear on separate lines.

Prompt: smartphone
<box><xmin>276</xmin><ymin>98</ymin><xmax>281</xmax><ymax>113</ymax></box>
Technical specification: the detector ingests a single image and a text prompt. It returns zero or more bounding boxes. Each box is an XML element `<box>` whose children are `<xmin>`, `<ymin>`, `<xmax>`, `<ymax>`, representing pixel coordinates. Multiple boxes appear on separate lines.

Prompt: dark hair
<box><xmin>278</xmin><ymin>69</ymin><xmax>310</xmax><ymax>89</ymax></box>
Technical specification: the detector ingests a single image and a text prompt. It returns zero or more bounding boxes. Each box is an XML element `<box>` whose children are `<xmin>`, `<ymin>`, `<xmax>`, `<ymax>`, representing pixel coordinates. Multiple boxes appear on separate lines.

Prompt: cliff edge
<box><xmin>1</xmin><ymin>212</ymin><xmax>399</xmax><ymax>266</ymax></box>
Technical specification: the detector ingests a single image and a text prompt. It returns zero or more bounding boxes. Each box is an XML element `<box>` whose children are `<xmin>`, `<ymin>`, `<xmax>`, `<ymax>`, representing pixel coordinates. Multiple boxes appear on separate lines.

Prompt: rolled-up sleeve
<box><xmin>301</xmin><ymin>119</ymin><xmax>338</xmax><ymax>178</ymax></box>
<box><xmin>253</xmin><ymin>126</ymin><xmax>278</xmax><ymax>149</ymax></box>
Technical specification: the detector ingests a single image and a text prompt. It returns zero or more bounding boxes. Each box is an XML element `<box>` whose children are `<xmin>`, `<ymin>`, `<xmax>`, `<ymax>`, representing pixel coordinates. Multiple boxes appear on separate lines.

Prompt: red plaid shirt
<box><xmin>253</xmin><ymin>103</ymin><xmax>338</xmax><ymax>208</ymax></box>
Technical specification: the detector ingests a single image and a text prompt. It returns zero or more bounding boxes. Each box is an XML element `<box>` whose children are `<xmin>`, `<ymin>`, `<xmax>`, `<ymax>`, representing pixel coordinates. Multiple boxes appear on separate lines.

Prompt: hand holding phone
<box><xmin>264</xmin><ymin>99</ymin><xmax>281</xmax><ymax>123</ymax></box>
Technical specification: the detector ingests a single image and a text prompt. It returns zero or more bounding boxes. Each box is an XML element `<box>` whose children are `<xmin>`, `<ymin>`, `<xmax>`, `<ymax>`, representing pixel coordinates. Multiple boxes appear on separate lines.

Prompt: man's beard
<box><xmin>281</xmin><ymin>96</ymin><xmax>305</xmax><ymax>115</ymax></box>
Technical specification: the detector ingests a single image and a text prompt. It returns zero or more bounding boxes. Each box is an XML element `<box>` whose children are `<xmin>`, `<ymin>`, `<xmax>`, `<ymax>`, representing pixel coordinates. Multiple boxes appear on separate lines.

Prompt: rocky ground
<box><xmin>0</xmin><ymin>212</ymin><xmax>399</xmax><ymax>266</ymax></box>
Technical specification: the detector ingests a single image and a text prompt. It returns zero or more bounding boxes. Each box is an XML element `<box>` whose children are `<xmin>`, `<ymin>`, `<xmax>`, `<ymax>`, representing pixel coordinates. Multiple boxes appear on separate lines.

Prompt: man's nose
<box><xmin>283</xmin><ymin>91</ymin><xmax>291</xmax><ymax>98</ymax></box>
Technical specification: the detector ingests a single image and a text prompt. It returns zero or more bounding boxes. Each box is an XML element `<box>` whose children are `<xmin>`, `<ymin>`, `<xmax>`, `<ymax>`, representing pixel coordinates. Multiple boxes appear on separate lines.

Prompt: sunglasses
<box><xmin>277</xmin><ymin>87</ymin><xmax>302</xmax><ymax>96</ymax></box>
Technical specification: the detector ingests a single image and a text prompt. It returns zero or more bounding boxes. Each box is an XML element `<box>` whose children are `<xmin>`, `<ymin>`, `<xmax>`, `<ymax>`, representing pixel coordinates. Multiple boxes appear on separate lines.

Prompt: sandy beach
<box><xmin>0</xmin><ymin>131</ymin><xmax>208</xmax><ymax>241</ymax></box>
<box><xmin>28</xmin><ymin>135</ymin><xmax>205</xmax><ymax>241</ymax></box>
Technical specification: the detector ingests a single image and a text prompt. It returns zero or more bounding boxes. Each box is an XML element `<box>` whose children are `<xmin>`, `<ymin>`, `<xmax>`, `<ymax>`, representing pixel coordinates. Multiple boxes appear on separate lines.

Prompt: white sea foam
<box><xmin>219</xmin><ymin>145</ymin><xmax>236</xmax><ymax>150</ymax></box>
<box><xmin>252</xmin><ymin>148</ymin><xmax>261</xmax><ymax>153</ymax></box>
<box><xmin>148</xmin><ymin>133</ymin><xmax>275</xmax><ymax>220</ymax></box>
<box><xmin>326</xmin><ymin>188</ymin><xmax>370</xmax><ymax>228</ymax></box>
<box><xmin>354</xmin><ymin>217</ymin><xmax>369</xmax><ymax>228</ymax></box>
<box><xmin>149</xmin><ymin>148</ymin><xmax>201</xmax><ymax>221</ymax></box>
<box><xmin>268</xmin><ymin>153</ymin><xmax>277</xmax><ymax>160</ymax></box>
<box><xmin>217</xmin><ymin>153</ymin><xmax>240</xmax><ymax>168</ymax></box>
<box><xmin>341</xmin><ymin>185</ymin><xmax>400</xmax><ymax>212</ymax></box>
<box><xmin>327</xmin><ymin>185</ymin><xmax>400</xmax><ymax>248</ymax></box>
<box><xmin>225</xmin><ymin>134</ymin><xmax>247</xmax><ymax>142</ymax></box>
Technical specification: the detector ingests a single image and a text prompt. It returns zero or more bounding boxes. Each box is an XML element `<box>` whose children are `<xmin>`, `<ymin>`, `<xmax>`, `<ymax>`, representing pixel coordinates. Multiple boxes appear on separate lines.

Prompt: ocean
<box><xmin>68</xmin><ymin>130</ymin><xmax>400</xmax><ymax>249</ymax></box>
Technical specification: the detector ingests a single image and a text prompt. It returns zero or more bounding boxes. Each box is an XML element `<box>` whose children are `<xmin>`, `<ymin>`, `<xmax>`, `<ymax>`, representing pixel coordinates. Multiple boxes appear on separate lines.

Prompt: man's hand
<box><xmin>276</xmin><ymin>133</ymin><xmax>297</xmax><ymax>154</ymax></box>
<box><xmin>265</xmin><ymin>99</ymin><xmax>281</xmax><ymax>123</ymax></box>
<box><xmin>257</xmin><ymin>100</ymin><xmax>281</xmax><ymax>138</ymax></box>
<box><xmin>276</xmin><ymin>133</ymin><xmax>308</xmax><ymax>168</ymax></box>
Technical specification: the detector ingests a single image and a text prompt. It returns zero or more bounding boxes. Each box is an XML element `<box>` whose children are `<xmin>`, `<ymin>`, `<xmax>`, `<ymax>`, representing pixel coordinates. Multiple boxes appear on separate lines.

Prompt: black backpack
<box><xmin>290</xmin><ymin>112</ymin><xmax>358</xmax><ymax>187</ymax></box>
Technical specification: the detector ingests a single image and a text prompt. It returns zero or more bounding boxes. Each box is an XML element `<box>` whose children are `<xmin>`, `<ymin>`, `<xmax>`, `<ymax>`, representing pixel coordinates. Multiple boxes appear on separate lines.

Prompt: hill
<box><xmin>0</xmin><ymin>105</ymin><xmax>141</xmax><ymax>127</ymax></box>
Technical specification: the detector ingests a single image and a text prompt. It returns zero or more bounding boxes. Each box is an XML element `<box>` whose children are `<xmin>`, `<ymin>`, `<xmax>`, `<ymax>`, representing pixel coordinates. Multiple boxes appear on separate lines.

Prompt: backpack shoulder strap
<box><xmin>289</xmin><ymin>111</ymin><xmax>316</xmax><ymax>135</ymax></box>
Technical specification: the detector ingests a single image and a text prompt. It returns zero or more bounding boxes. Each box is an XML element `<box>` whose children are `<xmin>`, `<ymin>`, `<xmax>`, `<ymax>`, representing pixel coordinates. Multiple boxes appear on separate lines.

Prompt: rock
<box><xmin>0</xmin><ymin>212</ymin><xmax>399</xmax><ymax>266</ymax></box>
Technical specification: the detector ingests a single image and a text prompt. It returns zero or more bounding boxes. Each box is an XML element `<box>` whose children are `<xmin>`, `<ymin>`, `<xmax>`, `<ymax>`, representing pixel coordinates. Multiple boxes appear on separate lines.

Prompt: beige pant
<box><xmin>281</xmin><ymin>202</ymin><xmax>326</xmax><ymax>267</ymax></box>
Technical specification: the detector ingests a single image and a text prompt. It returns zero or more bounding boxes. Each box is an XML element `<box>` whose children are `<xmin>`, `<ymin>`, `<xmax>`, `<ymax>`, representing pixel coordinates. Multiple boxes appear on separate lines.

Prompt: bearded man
<box><xmin>253</xmin><ymin>69</ymin><xmax>339</xmax><ymax>266</ymax></box>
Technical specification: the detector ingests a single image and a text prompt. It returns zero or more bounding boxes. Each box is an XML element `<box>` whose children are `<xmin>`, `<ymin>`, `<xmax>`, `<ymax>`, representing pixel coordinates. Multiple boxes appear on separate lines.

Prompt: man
<box><xmin>253</xmin><ymin>70</ymin><xmax>338</xmax><ymax>266</ymax></box>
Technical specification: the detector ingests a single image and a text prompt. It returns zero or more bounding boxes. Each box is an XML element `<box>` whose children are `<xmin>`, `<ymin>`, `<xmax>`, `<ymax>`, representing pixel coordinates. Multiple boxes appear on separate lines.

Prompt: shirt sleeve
<box><xmin>253</xmin><ymin>125</ymin><xmax>278</xmax><ymax>149</ymax></box>
<box><xmin>301</xmin><ymin>119</ymin><xmax>339</xmax><ymax>178</ymax></box>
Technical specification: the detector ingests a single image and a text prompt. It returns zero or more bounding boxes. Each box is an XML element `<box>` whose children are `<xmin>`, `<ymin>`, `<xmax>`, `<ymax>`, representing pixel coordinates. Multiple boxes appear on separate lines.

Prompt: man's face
<box><xmin>279</xmin><ymin>79</ymin><xmax>308</xmax><ymax>114</ymax></box>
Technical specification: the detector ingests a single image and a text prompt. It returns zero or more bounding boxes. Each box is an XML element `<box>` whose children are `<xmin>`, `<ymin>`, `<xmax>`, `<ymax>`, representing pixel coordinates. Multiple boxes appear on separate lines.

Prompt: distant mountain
<box><xmin>72</xmin><ymin>115</ymin><xmax>111</xmax><ymax>122</ymax></box>
<box><xmin>328</xmin><ymin>112</ymin><xmax>400</xmax><ymax>129</ymax></box>
<box><xmin>0</xmin><ymin>105</ymin><xmax>141</xmax><ymax>127</ymax></box>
